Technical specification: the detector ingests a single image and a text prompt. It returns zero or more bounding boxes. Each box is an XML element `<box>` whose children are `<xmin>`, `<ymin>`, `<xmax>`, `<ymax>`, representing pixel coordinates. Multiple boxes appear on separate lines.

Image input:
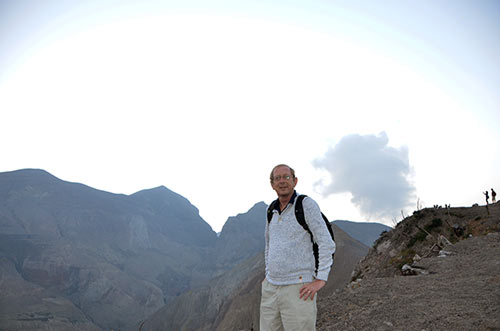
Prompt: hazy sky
<box><xmin>1</xmin><ymin>0</ymin><xmax>499</xmax><ymax>231</ymax></box>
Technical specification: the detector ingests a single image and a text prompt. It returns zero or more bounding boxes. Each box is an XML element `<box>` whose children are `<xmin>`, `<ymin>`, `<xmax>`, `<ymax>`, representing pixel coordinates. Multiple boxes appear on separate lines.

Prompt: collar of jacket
<box><xmin>272</xmin><ymin>190</ymin><xmax>298</xmax><ymax>213</ymax></box>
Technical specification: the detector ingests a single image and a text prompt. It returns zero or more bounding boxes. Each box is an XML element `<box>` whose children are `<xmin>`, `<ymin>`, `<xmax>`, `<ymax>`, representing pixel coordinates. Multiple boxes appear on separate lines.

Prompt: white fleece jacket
<box><xmin>264</xmin><ymin>194</ymin><xmax>336</xmax><ymax>285</ymax></box>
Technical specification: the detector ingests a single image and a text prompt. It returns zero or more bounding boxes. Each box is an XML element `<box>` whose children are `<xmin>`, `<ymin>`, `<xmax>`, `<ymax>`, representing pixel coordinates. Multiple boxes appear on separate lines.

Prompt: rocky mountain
<box><xmin>317</xmin><ymin>202</ymin><xmax>500</xmax><ymax>330</ymax></box>
<box><xmin>333</xmin><ymin>220</ymin><xmax>392</xmax><ymax>247</ymax></box>
<box><xmin>143</xmin><ymin>199</ymin><xmax>500</xmax><ymax>331</ymax></box>
<box><xmin>142</xmin><ymin>218</ymin><xmax>370</xmax><ymax>330</ymax></box>
<box><xmin>213</xmin><ymin>222</ymin><xmax>370</xmax><ymax>331</ymax></box>
<box><xmin>0</xmin><ymin>168</ymin><xmax>390</xmax><ymax>331</ymax></box>
<box><xmin>0</xmin><ymin>169</ymin><xmax>217</xmax><ymax>330</ymax></box>
<box><xmin>139</xmin><ymin>202</ymin><xmax>268</xmax><ymax>331</ymax></box>
<box><xmin>213</xmin><ymin>202</ymin><xmax>267</xmax><ymax>273</ymax></box>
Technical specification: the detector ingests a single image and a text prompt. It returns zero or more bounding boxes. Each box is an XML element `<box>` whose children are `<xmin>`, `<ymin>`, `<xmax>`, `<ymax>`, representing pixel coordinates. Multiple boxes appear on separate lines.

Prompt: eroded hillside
<box><xmin>317</xmin><ymin>202</ymin><xmax>500</xmax><ymax>331</ymax></box>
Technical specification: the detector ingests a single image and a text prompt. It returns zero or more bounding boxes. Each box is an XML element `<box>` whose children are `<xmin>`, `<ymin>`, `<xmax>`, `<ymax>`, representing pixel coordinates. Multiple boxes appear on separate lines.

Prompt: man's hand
<box><xmin>299</xmin><ymin>279</ymin><xmax>326</xmax><ymax>301</ymax></box>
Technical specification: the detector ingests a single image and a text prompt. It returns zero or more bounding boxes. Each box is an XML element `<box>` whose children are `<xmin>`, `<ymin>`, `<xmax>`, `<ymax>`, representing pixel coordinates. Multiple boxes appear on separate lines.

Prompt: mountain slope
<box><xmin>0</xmin><ymin>169</ymin><xmax>217</xmax><ymax>331</ymax></box>
<box><xmin>213</xmin><ymin>223</ymin><xmax>369</xmax><ymax>331</ymax></box>
<box><xmin>333</xmin><ymin>220</ymin><xmax>391</xmax><ymax>247</ymax></box>
<box><xmin>213</xmin><ymin>202</ymin><xmax>267</xmax><ymax>272</ymax></box>
<box><xmin>318</xmin><ymin>202</ymin><xmax>500</xmax><ymax>330</ymax></box>
<box><xmin>0</xmin><ymin>257</ymin><xmax>101</xmax><ymax>331</ymax></box>
<box><xmin>142</xmin><ymin>202</ymin><xmax>268</xmax><ymax>331</ymax></box>
<box><xmin>1</xmin><ymin>169</ymin><xmax>388</xmax><ymax>331</ymax></box>
<box><xmin>143</xmin><ymin>219</ymin><xmax>370</xmax><ymax>330</ymax></box>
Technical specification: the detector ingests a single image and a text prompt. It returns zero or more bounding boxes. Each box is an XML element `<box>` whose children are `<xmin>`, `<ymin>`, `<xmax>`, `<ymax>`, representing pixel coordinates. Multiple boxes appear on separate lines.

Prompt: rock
<box><xmin>438</xmin><ymin>235</ymin><xmax>452</xmax><ymax>246</ymax></box>
<box><xmin>401</xmin><ymin>264</ymin><xmax>428</xmax><ymax>276</ymax></box>
<box><xmin>438</xmin><ymin>250</ymin><xmax>453</xmax><ymax>257</ymax></box>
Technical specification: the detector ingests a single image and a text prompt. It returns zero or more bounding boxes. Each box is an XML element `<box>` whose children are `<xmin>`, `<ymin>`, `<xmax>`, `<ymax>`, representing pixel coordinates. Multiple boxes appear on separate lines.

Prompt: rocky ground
<box><xmin>317</xmin><ymin>230</ymin><xmax>500</xmax><ymax>331</ymax></box>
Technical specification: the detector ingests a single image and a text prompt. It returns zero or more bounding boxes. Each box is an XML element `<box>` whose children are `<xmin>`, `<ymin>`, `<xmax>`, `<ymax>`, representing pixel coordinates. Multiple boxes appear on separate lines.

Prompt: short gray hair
<box><xmin>270</xmin><ymin>164</ymin><xmax>295</xmax><ymax>182</ymax></box>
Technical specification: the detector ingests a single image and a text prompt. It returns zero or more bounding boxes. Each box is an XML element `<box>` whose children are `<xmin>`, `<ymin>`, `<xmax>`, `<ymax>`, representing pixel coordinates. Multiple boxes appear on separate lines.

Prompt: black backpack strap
<box><xmin>295</xmin><ymin>194</ymin><xmax>335</xmax><ymax>273</ymax></box>
<box><xmin>296</xmin><ymin>195</ymin><xmax>334</xmax><ymax>240</ymax></box>
<box><xmin>295</xmin><ymin>195</ymin><xmax>314</xmax><ymax>239</ymax></box>
<box><xmin>267</xmin><ymin>199</ymin><xmax>279</xmax><ymax>223</ymax></box>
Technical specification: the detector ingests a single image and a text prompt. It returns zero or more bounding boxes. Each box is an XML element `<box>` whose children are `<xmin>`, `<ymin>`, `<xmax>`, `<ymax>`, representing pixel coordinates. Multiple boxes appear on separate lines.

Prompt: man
<box><xmin>260</xmin><ymin>164</ymin><xmax>336</xmax><ymax>331</ymax></box>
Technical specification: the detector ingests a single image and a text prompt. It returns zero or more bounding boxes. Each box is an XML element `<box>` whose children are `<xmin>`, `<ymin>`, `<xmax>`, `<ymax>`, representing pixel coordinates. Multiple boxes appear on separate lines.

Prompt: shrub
<box><xmin>413</xmin><ymin>210</ymin><xmax>425</xmax><ymax>219</ymax></box>
<box><xmin>407</xmin><ymin>230</ymin><xmax>427</xmax><ymax>248</ymax></box>
<box><xmin>424</xmin><ymin>218</ymin><xmax>442</xmax><ymax>232</ymax></box>
<box><xmin>396</xmin><ymin>248</ymin><xmax>416</xmax><ymax>269</ymax></box>
<box><xmin>373</xmin><ymin>231</ymin><xmax>388</xmax><ymax>248</ymax></box>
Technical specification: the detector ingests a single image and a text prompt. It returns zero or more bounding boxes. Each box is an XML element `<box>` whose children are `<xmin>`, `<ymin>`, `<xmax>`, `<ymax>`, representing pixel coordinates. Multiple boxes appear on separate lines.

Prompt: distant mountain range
<box><xmin>0</xmin><ymin>169</ymin><xmax>388</xmax><ymax>331</ymax></box>
<box><xmin>0</xmin><ymin>169</ymin><xmax>217</xmax><ymax>330</ymax></box>
<box><xmin>333</xmin><ymin>220</ymin><xmax>391</xmax><ymax>247</ymax></box>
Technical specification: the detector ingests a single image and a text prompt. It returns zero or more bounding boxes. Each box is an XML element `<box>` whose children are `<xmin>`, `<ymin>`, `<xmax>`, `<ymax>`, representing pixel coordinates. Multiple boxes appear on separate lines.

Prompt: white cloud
<box><xmin>313</xmin><ymin>132</ymin><xmax>416</xmax><ymax>221</ymax></box>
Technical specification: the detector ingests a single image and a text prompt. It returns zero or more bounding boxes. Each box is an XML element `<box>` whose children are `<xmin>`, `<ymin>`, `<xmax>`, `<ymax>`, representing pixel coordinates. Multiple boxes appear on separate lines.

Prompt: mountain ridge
<box><xmin>0</xmin><ymin>168</ymin><xmax>392</xmax><ymax>331</ymax></box>
<box><xmin>0</xmin><ymin>169</ymin><xmax>217</xmax><ymax>330</ymax></box>
<box><xmin>333</xmin><ymin>220</ymin><xmax>391</xmax><ymax>247</ymax></box>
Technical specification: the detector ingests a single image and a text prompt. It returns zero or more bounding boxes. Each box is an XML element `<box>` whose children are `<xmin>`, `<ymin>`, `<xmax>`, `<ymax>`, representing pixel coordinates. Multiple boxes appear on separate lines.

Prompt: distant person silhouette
<box><xmin>484</xmin><ymin>191</ymin><xmax>489</xmax><ymax>204</ymax></box>
<box><xmin>492</xmin><ymin>188</ymin><xmax>496</xmax><ymax>203</ymax></box>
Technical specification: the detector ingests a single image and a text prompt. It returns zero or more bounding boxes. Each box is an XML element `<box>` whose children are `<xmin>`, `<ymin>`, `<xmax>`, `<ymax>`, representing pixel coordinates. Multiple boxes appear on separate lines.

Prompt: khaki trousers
<box><xmin>260</xmin><ymin>278</ymin><xmax>317</xmax><ymax>331</ymax></box>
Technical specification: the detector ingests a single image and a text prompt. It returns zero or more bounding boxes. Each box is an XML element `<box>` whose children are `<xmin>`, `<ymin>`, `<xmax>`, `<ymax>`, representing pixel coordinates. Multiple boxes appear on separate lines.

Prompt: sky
<box><xmin>1</xmin><ymin>0</ymin><xmax>499</xmax><ymax>232</ymax></box>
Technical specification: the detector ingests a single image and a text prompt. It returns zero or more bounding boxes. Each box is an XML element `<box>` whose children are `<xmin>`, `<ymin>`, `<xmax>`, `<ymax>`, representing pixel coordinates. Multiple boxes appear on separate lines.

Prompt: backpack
<box><xmin>266</xmin><ymin>194</ymin><xmax>335</xmax><ymax>273</ymax></box>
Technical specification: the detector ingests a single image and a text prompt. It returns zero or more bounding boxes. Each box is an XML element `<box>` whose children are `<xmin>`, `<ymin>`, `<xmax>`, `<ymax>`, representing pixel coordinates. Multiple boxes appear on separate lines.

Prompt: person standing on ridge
<box><xmin>484</xmin><ymin>190</ymin><xmax>490</xmax><ymax>204</ymax></box>
<box><xmin>260</xmin><ymin>164</ymin><xmax>336</xmax><ymax>331</ymax></box>
<box><xmin>492</xmin><ymin>188</ymin><xmax>496</xmax><ymax>203</ymax></box>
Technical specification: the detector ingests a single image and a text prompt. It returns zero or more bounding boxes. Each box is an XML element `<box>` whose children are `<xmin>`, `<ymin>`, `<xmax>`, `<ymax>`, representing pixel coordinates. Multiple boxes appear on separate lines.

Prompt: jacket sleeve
<box><xmin>303</xmin><ymin>197</ymin><xmax>336</xmax><ymax>281</ymax></box>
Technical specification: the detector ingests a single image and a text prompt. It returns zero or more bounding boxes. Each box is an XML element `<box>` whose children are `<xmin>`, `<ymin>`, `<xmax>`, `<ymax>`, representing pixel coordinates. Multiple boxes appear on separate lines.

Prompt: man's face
<box><xmin>271</xmin><ymin>166</ymin><xmax>297</xmax><ymax>198</ymax></box>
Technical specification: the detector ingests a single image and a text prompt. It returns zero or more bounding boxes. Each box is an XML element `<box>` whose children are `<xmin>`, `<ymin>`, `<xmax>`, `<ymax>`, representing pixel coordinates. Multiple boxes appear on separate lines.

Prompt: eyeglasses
<box><xmin>272</xmin><ymin>175</ymin><xmax>293</xmax><ymax>181</ymax></box>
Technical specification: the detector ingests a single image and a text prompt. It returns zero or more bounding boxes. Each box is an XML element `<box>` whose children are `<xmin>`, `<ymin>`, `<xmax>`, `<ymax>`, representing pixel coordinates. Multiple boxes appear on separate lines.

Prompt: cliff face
<box><xmin>141</xmin><ymin>202</ymin><xmax>268</xmax><ymax>331</ymax></box>
<box><xmin>213</xmin><ymin>202</ymin><xmax>267</xmax><ymax>273</ymax></box>
<box><xmin>0</xmin><ymin>169</ymin><xmax>217</xmax><ymax>331</ymax></box>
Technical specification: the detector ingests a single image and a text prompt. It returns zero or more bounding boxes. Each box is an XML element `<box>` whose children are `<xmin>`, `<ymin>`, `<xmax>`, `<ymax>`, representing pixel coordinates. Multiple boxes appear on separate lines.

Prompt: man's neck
<box><xmin>278</xmin><ymin>191</ymin><xmax>296</xmax><ymax>210</ymax></box>
<box><xmin>279</xmin><ymin>196</ymin><xmax>290</xmax><ymax>210</ymax></box>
